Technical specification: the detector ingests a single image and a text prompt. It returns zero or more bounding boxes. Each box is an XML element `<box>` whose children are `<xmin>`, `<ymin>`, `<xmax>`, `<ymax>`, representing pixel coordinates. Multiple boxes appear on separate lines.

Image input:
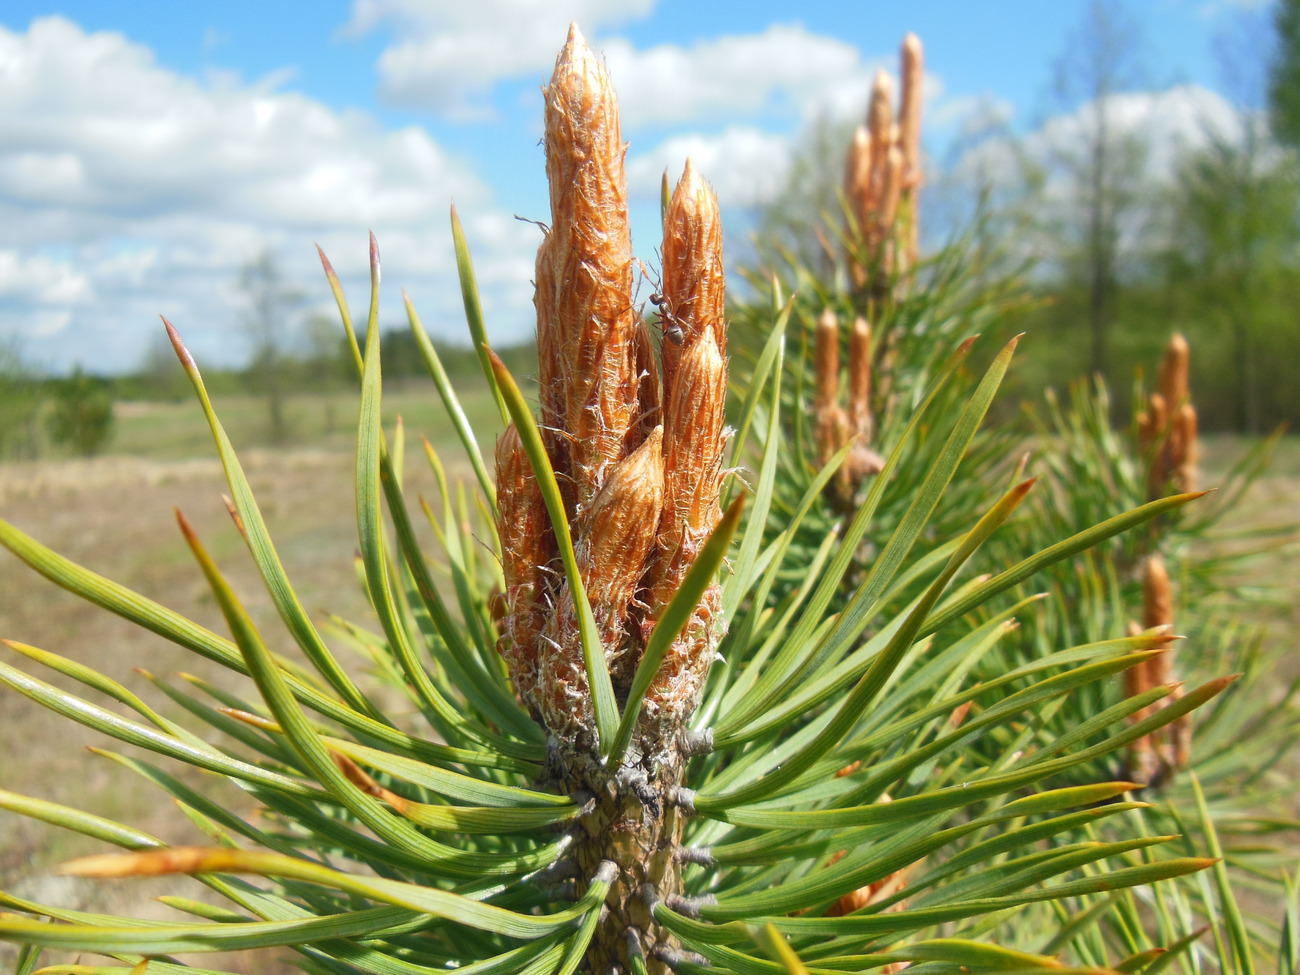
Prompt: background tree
<box><xmin>1158</xmin><ymin>134</ymin><xmax>1298</xmax><ymax>432</ymax></box>
<box><xmin>1045</xmin><ymin>0</ymin><xmax>1147</xmax><ymax>382</ymax></box>
<box><xmin>133</xmin><ymin>330</ymin><xmax>194</xmax><ymax>402</ymax></box>
<box><xmin>301</xmin><ymin>312</ymin><xmax>357</xmax><ymax>437</ymax></box>
<box><xmin>1270</xmin><ymin>0</ymin><xmax>1300</xmax><ymax>148</ymax></box>
<box><xmin>45</xmin><ymin>365</ymin><xmax>114</xmax><ymax>456</ymax></box>
<box><xmin>239</xmin><ymin>249</ymin><xmax>303</xmax><ymax>444</ymax></box>
<box><xmin>1159</xmin><ymin>9</ymin><xmax>1299</xmax><ymax>433</ymax></box>
<box><xmin>0</xmin><ymin>338</ymin><xmax>43</xmax><ymax>461</ymax></box>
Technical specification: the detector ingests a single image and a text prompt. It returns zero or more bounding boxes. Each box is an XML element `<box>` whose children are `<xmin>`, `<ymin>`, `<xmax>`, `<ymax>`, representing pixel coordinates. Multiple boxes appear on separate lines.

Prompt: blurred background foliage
<box><xmin>3</xmin><ymin>0</ymin><xmax>1299</xmax><ymax>459</ymax></box>
<box><xmin>753</xmin><ymin>0</ymin><xmax>1300</xmax><ymax>436</ymax></box>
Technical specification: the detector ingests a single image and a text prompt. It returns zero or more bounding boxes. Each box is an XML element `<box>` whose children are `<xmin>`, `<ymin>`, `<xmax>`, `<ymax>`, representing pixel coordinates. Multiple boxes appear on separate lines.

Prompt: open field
<box><xmin>0</xmin><ymin>388</ymin><xmax>1296</xmax><ymax>969</ymax></box>
<box><xmin>0</xmin><ymin>386</ymin><xmax>494</xmax><ymax>971</ymax></box>
<box><xmin>1198</xmin><ymin>433</ymin><xmax>1300</xmax><ymax>643</ymax></box>
<box><xmin>112</xmin><ymin>380</ymin><xmax>504</xmax><ymax>461</ymax></box>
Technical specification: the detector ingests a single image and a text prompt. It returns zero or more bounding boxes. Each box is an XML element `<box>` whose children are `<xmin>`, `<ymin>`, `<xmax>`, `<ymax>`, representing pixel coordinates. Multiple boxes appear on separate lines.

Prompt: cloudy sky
<box><xmin>0</xmin><ymin>0</ymin><xmax>1273</xmax><ymax>374</ymax></box>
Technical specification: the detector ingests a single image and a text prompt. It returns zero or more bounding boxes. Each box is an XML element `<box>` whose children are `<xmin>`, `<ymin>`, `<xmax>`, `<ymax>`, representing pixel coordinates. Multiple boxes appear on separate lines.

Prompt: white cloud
<box><xmin>1029</xmin><ymin>85</ymin><xmax>1243</xmax><ymax>189</ymax></box>
<box><xmin>0</xmin><ymin>18</ymin><xmax>484</xmax><ymax>230</ymax></box>
<box><xmin>1041</xmin><ymin>85</ymin><xmax>1242</xmax><ymax>178</ymax></box>
<box><xmin>349</xmin><ymin>6</ymin><xmax>961</xmax><ymax>263</ymax></box>
<box><xmin>954</xmin><ymin>84</ymin><xmax>1247</xmax><ymax>187</ymax></box>
<box><xmin>350</xmin><ymin>3</ymin><xmax>904</xmax><ymax>132</ymax></box>
<box><xmin>348</xmin><ymin>2</ymin><xmax>974</xmax><ymax>289</ymax></box>
<box><xmin>0</xmin><ymin>17</ymin><xmax>540</xmax><ymax>373</ymax></box>
<box><xmin>627</xmin><ymin>128</ymin><xmax>794</xmax><ymax>209</ymax></box>
<box><xmin>603</xmin><ymin>25</ymin><xmax>877</xmax><ymax>129</ymax></box>
<box><xmin>349</xmin><ymin>0</ymin><xmax>655</xmax><ymax>119</ymax></box>
<box><xmin>0</xmin><ymin>252</ymin><xmax>92</xmax><ymax>305</ymax></box>
<box><xmin>927</xmin><ymin>94</ymin><xmax>1015</xmax><ymax>138</ymax></box>
<box><xmin>0</xmin><ymin>12</ymin><xmax>975</xmax><ymax>375</ymax></box>
<box><xmin>615</xmin><ymin>34</ymin><xmax>963</xmax><ymax>214</ymax></box>
<box><xmin>946</xmin><ymin>84</ymin><xmax>1262</xmax><ymax>266</ymax></box>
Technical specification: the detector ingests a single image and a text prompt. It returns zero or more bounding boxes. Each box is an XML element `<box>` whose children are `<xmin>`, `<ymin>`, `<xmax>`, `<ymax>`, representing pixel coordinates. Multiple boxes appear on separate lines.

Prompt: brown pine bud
<box><xmin>844</xmin><ymin>125</ymin><xmax>873</xmax><ymax>289</ymax></box>
<box><xmin>535</xmin><ymin>23</ymin><xmax>638</xmax><ymax>513</ymax></box>
<box><xmin>580</xmin><ymin>425</ymin><xmax>666</xmax><ymax>604</ymax></box>
<box><xmin>494</xmin><ymin>424</ymin><xmax>553</xmax><ymax>714</ymax></box>
<box><xmin>661</xmin><ymin>159</ymin><xmax>726</xmax><ymax>403</ymax></box>
<box><xmin>899</xmin><ymin>33</ymin><xmax>924</xmax><ymax>190</ymax></box>
<box><xmin>1136</xmin><ymin>409</ymin><xmax>1152</xmax><ymax>450</ymax></box>
<box><xmin>815</xmin><ymin>308</ymin><xmax>841</xmax><ymax>413</ymax></box>
<box><xmin>1124</xmin><ymin>619</ymin><xmax>1157</xmax><ymax>784</ymax></box>
<box><xmin>1141</xmin><ymin>554</ymin><xmax>1188</xmax><ymax>777</ymax></box>
<box><xmin>878</xmin><ymin>142</ymin><xmax>905</xmax><ymax>275</ymax></box>
<box><xmin>1174</xmin><ymin>403</ymin><xmax>1198</xmax><ymax>494</ymax></box>
<box><xmin>1143</xmin><ymin>553</ymin><xmax>1173</xmax><ymax>631</ymax></box>
<box><xmin>847</xmin><ymin>315</ymin><xmax>873</xmax><ymax>442</ymax></box>
<box><xmin>1123</xmin><ymin>619</ymin><xmax>1148</xmax><ymax>701</ymax></box>
<box><xmin>844</xmin><ymin>125</ymin><xmax>872</xmax><ymax>219</ymax></box>
<box><xmin>661</xmin><ymin>331</ymin><xmax>727</xmax><ymax>545</ymax></box>
<box><xmin>867</xmin><ymin>69</ymin><xmax>895</xmax><ymax>191</ymax></box>
<box><xmin>542</xmin><ymin>427</ymin><xmax>665</xmax><ymax>734</ymax></box>
<box><xmin>1145</xmin><ymin>392</ymin><xmax>1168</xmax><ymax>498</ymax></box>
<box><xmin>816</xmin><ymin>404</ymin><xmax>851</xmax><ymax>480</ymax></box>
<box><xmin>1158</xmin><ymin>333</ymin><xmax>1190</xmax><ymax>412</ymax></box>
<box><xmin>881</xmin><ymin>138</ymin><xmax>905</xmax><ymax>226</ymax></box>
<box><xmin>639</xmin><ymin>155</ymin><xmax>730</xmax><ymax>722</ymax></box>
<box><xmin>814</xmin><ymin>309</ymin><xmax>850</xmax><ymax>485</ymax></box>
<box><xmin>632</xmin><ymin>314</ymin><xmax>662</xmax><ymax>447</ymax></box>
<box><xmin>864</xmin><ymin>71</ymin><xmax>894</xmax><ymax>272</ymax></box>
<box><xmin>899</xmin><ymin>33</ymin><xmax>924</xmax><ymax>272</ymax></box>
<box><xmin>904</xmin><ymin>36</ymin><xmax>925</xmax><ymax>178</ymax></box>
<box><xmin>645</xmin><ymin>332</ymin><xmax>727</xmax><ymax>722</ymax></box>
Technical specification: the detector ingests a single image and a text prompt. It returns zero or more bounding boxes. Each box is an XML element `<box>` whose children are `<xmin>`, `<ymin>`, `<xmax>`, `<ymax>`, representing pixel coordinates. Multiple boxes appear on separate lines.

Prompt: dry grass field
<box><xmin>0</xmin><ymin>387</ymin><xmax>488</xmax><ymax>971</ymax></box>
<box><xmin>0</xmin><ymin>388</ymin><xmax>1295</xmax><ymax>970</ymax></box>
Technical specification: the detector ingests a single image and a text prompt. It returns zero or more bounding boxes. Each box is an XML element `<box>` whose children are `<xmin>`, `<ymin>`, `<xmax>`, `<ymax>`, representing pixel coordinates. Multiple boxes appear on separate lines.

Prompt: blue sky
<box><xmin>0</xmin><ymin>0</ymin><xmax>1274</xmax><ymax>374</ymax></box>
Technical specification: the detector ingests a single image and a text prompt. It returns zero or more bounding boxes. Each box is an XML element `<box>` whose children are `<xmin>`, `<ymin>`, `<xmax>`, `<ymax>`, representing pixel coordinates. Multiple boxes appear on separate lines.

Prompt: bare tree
<box><xmin>1049</xmin><ymin>0</ymin><xmax>1147</xmax><ymax>380</ymax></box>
<box><xmin>239</xmin><ymin>249</ymin><xmax>302</xmax><ymax>444</ymax></box>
